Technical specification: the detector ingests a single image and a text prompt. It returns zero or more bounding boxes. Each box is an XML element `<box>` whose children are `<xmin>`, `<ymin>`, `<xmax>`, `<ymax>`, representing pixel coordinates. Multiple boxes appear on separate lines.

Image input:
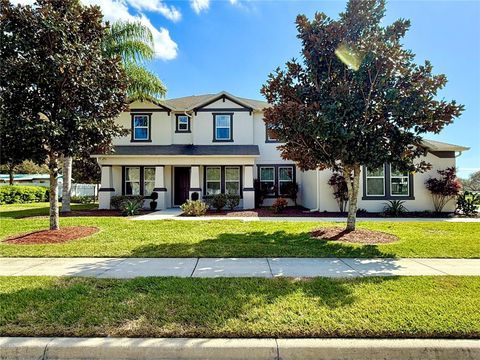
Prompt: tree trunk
<box><xmin>61</xmin><ymin>156</ymin><xmax>73</xmax><ymax>213</ymax></box>
<box><xmin>8</xmin><ymin>163</ymin><xmax>15</xmax><ymax>185</ymax></box>
<box><xmin>344</xmin><ymin>164</ymin><xmax>361</xmax><ymax>232</ymax></box>
<box><xmin>48</xmin><ymin>154</ymin><xmax>60</xmax><ymax>230</ymax></box>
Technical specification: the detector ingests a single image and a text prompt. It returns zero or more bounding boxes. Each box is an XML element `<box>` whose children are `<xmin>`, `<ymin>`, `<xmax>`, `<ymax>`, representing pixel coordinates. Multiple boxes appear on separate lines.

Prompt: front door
<box><xmin>174</xmin><ymin>167</ymin><xmax>190</xmax><ymax>206</ymax></box>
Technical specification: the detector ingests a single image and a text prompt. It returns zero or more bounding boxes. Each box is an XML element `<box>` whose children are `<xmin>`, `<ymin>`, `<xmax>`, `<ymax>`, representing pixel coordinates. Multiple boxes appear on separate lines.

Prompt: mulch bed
<box><xmin>311</xmin><ymin>227</ymin><xmax>399</xmax><ymax>244</ymax></box>
<box><xmin>3</xmin><ymin>226</ymin><xmax>99</xmax><ymax>245</ymax></box>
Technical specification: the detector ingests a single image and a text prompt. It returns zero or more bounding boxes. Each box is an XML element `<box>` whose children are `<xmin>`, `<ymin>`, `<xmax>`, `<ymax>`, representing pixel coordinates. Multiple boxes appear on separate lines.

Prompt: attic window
<box><xmin>176</xmin><ymin>114</ymin><xmax>190</xmax><ymax>133</ymax></box>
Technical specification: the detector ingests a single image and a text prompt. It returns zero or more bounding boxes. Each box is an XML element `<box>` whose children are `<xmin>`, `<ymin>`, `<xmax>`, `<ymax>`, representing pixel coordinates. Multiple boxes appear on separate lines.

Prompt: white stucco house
<box><xmin>92</xmin><ymin>91</ymin><xmax>468</xmax><ymax>212</ymax></box>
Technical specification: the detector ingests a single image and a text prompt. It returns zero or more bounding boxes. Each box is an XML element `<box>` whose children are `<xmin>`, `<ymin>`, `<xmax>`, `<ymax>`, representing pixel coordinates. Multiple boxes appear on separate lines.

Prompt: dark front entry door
<box><xmin>174</xmin><ymin>167</ymin><xmax>190</xmax><ymax>206</ymax></box>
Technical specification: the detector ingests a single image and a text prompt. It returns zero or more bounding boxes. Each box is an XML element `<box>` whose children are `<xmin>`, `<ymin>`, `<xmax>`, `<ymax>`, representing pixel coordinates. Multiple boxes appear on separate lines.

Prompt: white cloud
<box><xmin>229</xmin><ymin>0</ymin><xmax>238</xmax><ymax>4</ymax></box>
<box><xmin>190</xmin><ymin>0</ymin><xmax>210</xmax><ymax>14</ymax></box>
<box><xmin>17</xmin><ymin>0</ymin><xmax>179</xmax><ymax>60</ymax></box>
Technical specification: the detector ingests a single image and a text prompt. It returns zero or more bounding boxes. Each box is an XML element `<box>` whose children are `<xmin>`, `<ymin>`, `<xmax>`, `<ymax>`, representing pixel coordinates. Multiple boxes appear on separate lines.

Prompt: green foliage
<box><xmin>122</xmin><ymin>200</ymin><xmax>143</xmax><ymax>216</ymax></box>
<box><xmin>70</xmin><ymin>195</ymin><xmax>95</xmax><ymax>204</ymax></box>
<box><xmin>383</xmin><ymin>200</ymin><xmax>407</xmax><ymax>217</ymax></box>
<box><xmin>72</xmin><ymin>157</ymin><xmax>101</xmax><ymax>184</ymax></box>
<box><xmin>456</xmin><ymin>191</ymin><xmax>480</xmax><ymax>217</ymax></box>
<box><xmin>461</xmin><ymin>171</ymin><xmax>480</xmax><ymax>192</ymax></box>
<box><xmin>272</xmin><ymin>197</ymin><xmax>288</xmax><ymax>214</ymax></box>
<box><xmin>225</xmin><ymin>194</ymin><xmax>240</xmax><ymax>210</ymax></box>
<box><xmin>261</xmin><ymin>0</ymin><xmax>463</xmax><ymax>229</ymax></box>
<box><xmin>425</xmin><ymin>167</ymin><xmax>461</xmax><ymax>212</ymax></box>
<box><xmin>0</xmin><ymin>186</ymin><xmax>48</xmax><ymax>204</ymax></box>
<box><xmin>205</xmin><ymin>194</ymin><xmax>228</xmax><ymax>212</ymax></box>
<box><xmin>110</xmin><ymin>195</ymin><xmax>144</xmax><ymax>210</ymax></box>
<box><xmin>180</xmin><ymin>200</ymin><xmax>208</xmax><ymax>216</ymax></box>
<box><xmin>283</xmin><ymin>182</ymin><xmax>299</xmax><ymax>206</ymax></box>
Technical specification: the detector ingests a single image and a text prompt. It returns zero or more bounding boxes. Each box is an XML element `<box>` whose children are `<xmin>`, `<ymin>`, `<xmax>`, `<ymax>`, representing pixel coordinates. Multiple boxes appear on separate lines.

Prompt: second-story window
<box><xmin>131</xmin><ymin>113</ymin><xmax>151</xmax><ymax>142</ymax></box>
<box><xmin>265</xmin><ymin>123</ymin><xmax>279</xmax><ymax>142</ymax></box>
<box><xmin>213</xmin><ymin>113</ymin><xmax>233</xmax><ymax>142</ymax></box>
<box><xmin>176</xmin><ymin>114</ymin><xmax>190</xmax><ymax>133</ymax></box>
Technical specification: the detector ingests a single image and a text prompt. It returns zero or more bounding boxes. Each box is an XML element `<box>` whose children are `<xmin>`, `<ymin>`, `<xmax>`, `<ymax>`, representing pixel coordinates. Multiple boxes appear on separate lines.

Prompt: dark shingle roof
<box><xmin>106</xmin><ymin>145</ymin><xmax>260</xmax><ymax>156</ymax></box>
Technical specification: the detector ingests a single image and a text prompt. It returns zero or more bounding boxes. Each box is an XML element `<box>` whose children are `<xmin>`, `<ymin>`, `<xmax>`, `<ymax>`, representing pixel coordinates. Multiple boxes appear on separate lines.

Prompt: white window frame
<box><xmin>365</xmin><ymin>166</ymin><xmax>385</xmax><ymax>196</ymax></box>
<box><xmin>390</xmin><ymin>165</ymin><xmax>410</xmax><ymax>197</ymax></box>
<box><xmin>176</xmin><ymin>115</ymin><xmax>189</xmax><ymax>132</ymax></box>
<box><xmin>214</xmin><ymin>114</ymin><xmax>232</xmax><ymax>141</ymax></box>
<box><xmin>259</xmin><ymin>166</ymin><xmax>276</xmax><ymax>196</ymax></box>
<box><xmin>278</xmin><ymin>166</ymin><xmax>294</xmax><ymax>195</ymax></box>
<box><xmin>125</xmin><ymin>166</ymin><xmax>141</xmax><ymax>195</ymax></box>
<box><xmin>133</xmin><ymin>114</ymin><xmax>149</xmax><ymax>141</ymax></box>
<box><xmin>205</xmin><ymin>166</ymin><xmax>222</xmax><ymax>195</ymax></box>
<box><xmin>224</xmin><ymin>166</ymin><xmax>240</xmax><ymax>195</ymax></box>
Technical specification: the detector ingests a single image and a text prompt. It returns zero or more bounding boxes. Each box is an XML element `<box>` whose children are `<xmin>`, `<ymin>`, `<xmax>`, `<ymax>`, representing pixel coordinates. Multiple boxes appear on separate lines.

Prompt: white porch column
<box><xmin>189</xmin><ymin>165</ymin><xmax>202</xmax><ymax>200</ymax></box>
<box><xmin>153</xmin><ymin>166</ymin><xmax>166</xmax><ymax>210</ymax></box>
<box><xmin>98</xmin><ymin>166</ymin><xmax>114</xmax><ymax>209</ymax></box>
<box><xmin>243</xmin><ymin>165</ymin><xmax>255</xmax><ymax>209</ymax></box>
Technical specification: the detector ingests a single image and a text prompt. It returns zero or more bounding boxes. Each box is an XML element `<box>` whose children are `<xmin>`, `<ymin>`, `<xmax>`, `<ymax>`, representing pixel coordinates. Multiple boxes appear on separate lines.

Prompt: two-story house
<box><xmin>92</xmin><ymin>91</ymin><xmax>468</xmax><ymax>213</ymax></box>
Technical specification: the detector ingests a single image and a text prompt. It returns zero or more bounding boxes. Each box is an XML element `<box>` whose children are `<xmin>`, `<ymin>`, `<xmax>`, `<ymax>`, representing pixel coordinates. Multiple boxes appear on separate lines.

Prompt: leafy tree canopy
<box><xmin>261</xmin><ymin>0</ymin><xmax>463</xmax><ymax>230</ymax></box>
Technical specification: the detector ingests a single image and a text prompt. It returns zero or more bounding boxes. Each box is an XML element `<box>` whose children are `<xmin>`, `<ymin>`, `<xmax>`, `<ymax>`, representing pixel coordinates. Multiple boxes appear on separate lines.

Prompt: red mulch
<box><xmin>3</xmin><ymin>226</ymin><xmax>99</xmax><ymax>245</ymax></box>
<box><xmin>311</xmin><ymin>227</ymin><xmax>398</xmax><ymax>244</ymax></box>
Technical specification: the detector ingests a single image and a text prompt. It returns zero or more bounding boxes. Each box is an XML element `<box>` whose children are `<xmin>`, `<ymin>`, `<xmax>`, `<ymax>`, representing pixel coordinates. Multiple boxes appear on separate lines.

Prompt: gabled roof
<box><xmin>421</xmin><ymin>139</ymin><xmax>470</xmax><ymax>152</ymax></box>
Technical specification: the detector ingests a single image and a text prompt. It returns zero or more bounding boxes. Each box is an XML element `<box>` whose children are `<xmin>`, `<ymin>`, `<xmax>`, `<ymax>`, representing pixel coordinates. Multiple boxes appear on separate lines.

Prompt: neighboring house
<box><xmin>92</xmin><ymin>91</ymin><xmax>469</xmax><ymax>212</ymax></box>
<box><xmin>0</xmin><ymin>174</ymin><xmax>61</xmax><ymax>187</ymax></box>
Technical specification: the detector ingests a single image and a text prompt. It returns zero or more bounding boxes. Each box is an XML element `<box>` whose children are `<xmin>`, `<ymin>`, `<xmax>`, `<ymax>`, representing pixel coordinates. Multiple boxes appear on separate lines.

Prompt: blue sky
<box><xmin>64</xmin><ymin>0</ymin><xmax>480</xmax><ymax>178</ymax></box>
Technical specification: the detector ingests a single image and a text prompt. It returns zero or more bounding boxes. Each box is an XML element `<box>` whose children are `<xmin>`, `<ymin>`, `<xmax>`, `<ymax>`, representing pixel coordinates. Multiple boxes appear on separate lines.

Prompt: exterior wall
<box><xmin>171</xmin><ymin>113</ymin><xmax>193</xmax><ymax>145</ymax></box>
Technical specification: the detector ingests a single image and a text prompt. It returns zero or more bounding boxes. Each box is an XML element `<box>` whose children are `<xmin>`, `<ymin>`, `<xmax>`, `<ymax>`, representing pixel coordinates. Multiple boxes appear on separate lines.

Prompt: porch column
<box><xmin>243</xmin><ymin>165</ymin><xmax>255</xmax><ymax>209</ymax></box>
<box><xmin>189</xmin><ymin>165</ymin><xmax>202</xmax><ymax>200</ymax></box>
<box><xmin>153</xmin><ymin>166</ymin><xmax>166</xmax><ymax>210</ymax></box>
<box><xmin>98</xmin><ymin>166</ymin><xmax>114</xmax><ymax>209</ymax></box>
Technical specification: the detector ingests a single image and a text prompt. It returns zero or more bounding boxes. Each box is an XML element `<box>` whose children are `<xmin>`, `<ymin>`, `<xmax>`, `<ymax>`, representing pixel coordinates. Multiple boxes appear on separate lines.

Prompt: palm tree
<box><xmin>62</xmin><ymin>21</ymin><xmax>166</xmax><ymax>212</ymax></box>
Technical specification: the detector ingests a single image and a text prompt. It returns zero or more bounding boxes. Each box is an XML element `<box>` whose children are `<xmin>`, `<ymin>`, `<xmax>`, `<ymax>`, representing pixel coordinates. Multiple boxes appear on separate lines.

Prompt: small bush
<box><xmin>191</xmin><ymin>192</ymin><xmax>199</xmax><ymax>201</ymax></box>
<box><xmin>181</xmin><ymin>200</ymin><xmax>208</xmax><ymax>216</ymax></box>
<box><xmin>0</xmin><ymin>185</ymin><xmax>48</xmax><ymax>204</ymax></box>
<box><xmin>272</xmin><ymin>197</ymin><xmax>288</xmax><ymax>213</ymax></box>
<box><xmin>456</xmin><ymin>191</ymin><xmax>480</xmax><ymax>217</ymax></box>
<box><xmin>383</xmin><ymin>200</ymin><xmax>407</xmax><ymax>217</ymax></box>
<box><xmin>70</xmin><ymin>195</ymin><xmax>95</xmax><ymax>204</ymax></box>
<box><xmin>425</xmin><ymin>167</ymin><xmax>461</xmax><ymax>212</ymax></box>
<box><xmin>149</xmin><ymin>192</ymin><xmax>158</xmax><ymax>211</ymax></box>
<box><xmin>111</xmin><ymin>195</ymin><xmax>144</xmax><ymax>210</ymax></box>
<box><xmin>226</xmin><ymin>194</ymin><xmax>240</xmax><ymax>210</ymax></box>
<box><xmin>122</xmin><ymin>200</ymin><xmax>143</xmax><ymax>216</ymax></box>
<box><xmin>283</xmin><ymin>182</ymin><xmax>299</xmax><ymax>206</ymax></box>
<box><xmin>328</xmin><ymin>173</ymin><xmax>349</xmax><ymax>212</ymax></box>
<box><xmin>205</xmin><ymin>193</ymin><xmax>228</xmax><ymax>212</ymax></box>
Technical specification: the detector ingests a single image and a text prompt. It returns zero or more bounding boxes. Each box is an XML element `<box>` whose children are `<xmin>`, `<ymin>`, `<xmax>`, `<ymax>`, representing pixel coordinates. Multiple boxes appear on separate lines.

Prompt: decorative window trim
<box><xmin>122</xmin><ymin>166</ymin><xmax>156</xmax><ymax>198</ymax></box>
<box><xmin>265</xmin><ymin>123</ymin><xmax>280</xmax><ymax>143</ymax></box>
<box><xmin>203</xmin><ymin>165</ymin><xmax>243</xmax><ymax>197</ymax></box>
<box><xmin>362</xmin><ymin>164</ymin><xmax>415</xmax><ymax>200</ymax></box>
<box><xmin>257</xmin><ymin>164</ymin><xmax>296</xmax><ymax>198</ymax></box>
<box><xmin>175</xmin><ymin>114</ymin><xmax>191</xmax><ymax>133</ymax></box>
<box><xmin>130</xmin><ymin>113</ymin><xmax>152</xmax><ymax>142</ymax></box>
<box><xmin>212</xmin><ymin>113</ymin><xmax>234</xmax><ymax>142</ymax></box>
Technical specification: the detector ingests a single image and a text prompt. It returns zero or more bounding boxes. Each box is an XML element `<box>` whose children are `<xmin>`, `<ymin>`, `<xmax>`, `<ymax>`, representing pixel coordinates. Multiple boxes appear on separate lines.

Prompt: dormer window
<box><xmin>176</xmin><ymin>114</ymin><xmax>191</xmax><ymax>133</ymax></box>
<box><xmin>131</xmin><ymin>113</ymin><xmax>151</xmax><ymax>142</ymax></box>
<box><xmin>213</xmin><ymin>113</ymin><xmax>233</xmax><ymax>142</ymax></box>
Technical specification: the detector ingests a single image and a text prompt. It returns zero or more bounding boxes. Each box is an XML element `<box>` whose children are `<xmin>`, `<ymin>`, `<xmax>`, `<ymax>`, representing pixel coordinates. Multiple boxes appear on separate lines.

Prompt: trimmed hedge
<box><xmin>0</xmin><ymin>185</ymin><xmax>48</xmax><ymax>204</ymax></box>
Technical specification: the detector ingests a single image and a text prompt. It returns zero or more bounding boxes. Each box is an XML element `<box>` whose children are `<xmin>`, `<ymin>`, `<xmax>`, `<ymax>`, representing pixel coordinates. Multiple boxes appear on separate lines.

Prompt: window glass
<box><xmin>391</xmin><ymin>166</ymin><xmax>409</xmax><ymax>196</ymax></box>
<box><xmin>214</xmin><ymin>114</ymin><xmax>231</xmax><ymax>140</ymax></box>
<box><xmin>206</xmin><ymin>167</ymin><xmax>221</xmax><ymax>195</ymax></box>
<box><xmin>260</xmin><ymin>167</ymin><xmax>275</xmax><ymax>195</ymax></box>
<box><xmin>144</xmin><ymin>167</ymin><xmax>155</xmax><ymax>196</ymax></box>
<box><xmin>125</xmin><ymin>167</ymin><xmax>140</xmax><ymax>195</ymax></box>
<box><xmin>366</xmin><ymin>166</ymin><xmax>385</xmax><ymax>196</ymax></box>
<box><xmin>266</xmin><ymin>124</ymin><xmax>278</xmax><ymax>142</ymax></box>
<box><xmin>225</xmin><ymin>167</ymin><xmax>240</xmax><ymax>195</ymax></box>
<box><xmin>278</xmin><ymin>167</ymin><xmax>294</xmax><ymax>195</ymax></box>
<box><xmin>133</xmin><ymin>115</ymin><xmax>149</xmax><ymax>140</ymax></box>
<box><xmin>177</xmin><ymin>115</ymin><xmax>189</xmax><ymax>131</ymax></box>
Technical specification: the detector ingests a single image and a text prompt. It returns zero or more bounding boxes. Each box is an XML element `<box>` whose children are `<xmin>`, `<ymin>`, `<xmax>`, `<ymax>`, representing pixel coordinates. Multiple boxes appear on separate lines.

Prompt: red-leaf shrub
<box><xmin>272</xmin><ymin>198</ymin><xmax>288</xmax><ymax>214</ymax></box>
<box><xmin>328</xmin><ymin>173</ymin><xmax>349</xmax><ymax>212</ymax></box>
<box><xmin>425</xmin><ymin>167</ymin><xmax>461</xmax><ymax>212</ymax></box>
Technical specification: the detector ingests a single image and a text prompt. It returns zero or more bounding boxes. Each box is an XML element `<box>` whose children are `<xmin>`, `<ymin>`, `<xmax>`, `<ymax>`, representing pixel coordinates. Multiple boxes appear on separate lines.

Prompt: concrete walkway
<box><xmin>1</xmin><ymin>257</ymin><xmax>479</xmax><ymax>278</ymax></box>
<box><xmin>132</xmin><ymin>209</ymin><xmax>480</xmax><ymax>222</ymax></box>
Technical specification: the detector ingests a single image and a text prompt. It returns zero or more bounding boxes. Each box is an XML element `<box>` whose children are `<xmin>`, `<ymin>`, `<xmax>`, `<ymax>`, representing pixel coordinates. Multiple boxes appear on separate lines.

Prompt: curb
<box><xmin>0</xmin><ymin>337</ymin><xmax>479</xmax><ymax>360</ymax></box>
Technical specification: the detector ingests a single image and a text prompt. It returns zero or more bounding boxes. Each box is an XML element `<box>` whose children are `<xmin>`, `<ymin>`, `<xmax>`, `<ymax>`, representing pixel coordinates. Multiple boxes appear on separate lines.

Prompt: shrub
<box><xmin>226</xmin><ymin>194</ymin><xmax>240</xmax><ymax>210</ymax></box>
<box><xmin>383</xmin><ymin>200</ymin><xmax>407</xmax><ymax>217</ymax></box>
<box><xmin>272</xmin><ymin>197</ymin><xmax>288</xmax><ymax>213</ymax></box>
<box><xmin>425</xmin><ymin>167</ymin><xmax>461</xmax><ymax>212</ymax></box>
<box><xmin>283</xmin><ymin>182</ymin><xmax>299</xmax><ymax>206</ymax></box>
<box><xmin>70</xmin><ymin>195</ymin><xmax>95</xmax><ymax>204</ymax></box>
<box><xmin>205</xmin><ymin>193</ymin><xmax>228</xmax><ymax>212</ymax></box>
<box><xmin>111</xmin><ymin>195</ymin><xmax>144</xmax><ymax>210</ymax></box>
<box><xmin>356</xmin><ymin>208</ymin><xmax>368</xmax><ymax>214</ymax></box>
<box><xmin>122</xmin><ymin>200</ymin><xmax>143</xmax><ymax>216</ymax></box>
<box><xmin>0</xmin><ymin>185</ymin><xmax>48</xmax><ymax>204</ymax></box>
<box><xmin>254</xmin><ymin>179</ymin><xmax>269</xmax><ymax>207</ymax></box>
<box><xmin>181</xmin><ymin>200</ymin><xmax>208</xmax><ymax>216</ymax></box>
<box><xmin>191</xmin><ymin>191</ymin><xmax>199</xmax><ymax>201</ymax></box>
<box><xmin>149</xmin><ymin>192</ymin><xmax>158</xmax><ymax>211</ymax></box>
<box><xmin>328</xmin><ymin>173</ymin><xmax>349</xmax><ymax>212</ymax></box>
<box><xmin>456</xmin><ymin>191</ymin><xmax>480</xmax><ymax>217</ymax></box>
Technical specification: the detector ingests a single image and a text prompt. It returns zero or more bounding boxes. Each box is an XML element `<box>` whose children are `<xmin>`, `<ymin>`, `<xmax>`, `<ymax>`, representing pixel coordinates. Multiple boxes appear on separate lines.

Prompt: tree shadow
<box><xmin>129</xmin><ymin>230</ymin><xmax>397</xmax><ymax>258</ymax></box>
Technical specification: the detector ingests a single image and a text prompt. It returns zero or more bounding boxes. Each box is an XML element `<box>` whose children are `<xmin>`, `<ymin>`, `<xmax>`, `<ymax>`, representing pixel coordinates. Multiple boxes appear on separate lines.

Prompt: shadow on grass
<box><xmin>0</xmin><ymin>276</ymin><xmax>401</xmax><ymax>338</ymax></box>
<box><xmin>130</xmin><ymin>230</ymin><xmax>397</xmax><ymax>258</ymax></box>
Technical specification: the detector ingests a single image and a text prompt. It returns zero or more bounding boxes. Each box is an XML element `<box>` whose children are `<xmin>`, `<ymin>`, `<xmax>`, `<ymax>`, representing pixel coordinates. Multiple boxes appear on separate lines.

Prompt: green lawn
<box><xmin>0</xmin><ymin>203</ymin><xmax>479</xmax><ymax>258</ymax></box>
<box><xmin>0</xmin><ymin>276</ymin><xmax>478</xmax><ymax>338</ymax></box>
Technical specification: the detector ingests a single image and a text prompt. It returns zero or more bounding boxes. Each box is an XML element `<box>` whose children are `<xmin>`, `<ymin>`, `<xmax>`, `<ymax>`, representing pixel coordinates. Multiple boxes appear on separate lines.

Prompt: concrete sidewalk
<box><xmin>1</xmin><ymin>257</ymin><xmax>479</xmax><ymax>278</ymax></box>
<box><xmin>1</xmin><ymin>337</ymin><xmax>479</xmax><ymax>360</ymax></box>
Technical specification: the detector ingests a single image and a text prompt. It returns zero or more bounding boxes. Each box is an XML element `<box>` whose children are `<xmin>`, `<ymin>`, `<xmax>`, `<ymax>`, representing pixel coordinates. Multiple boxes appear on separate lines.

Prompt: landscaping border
<box><xmin>0</xmin><ymin>337</ymin><xmax>479</xmax><ymax>360</ymax></box>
